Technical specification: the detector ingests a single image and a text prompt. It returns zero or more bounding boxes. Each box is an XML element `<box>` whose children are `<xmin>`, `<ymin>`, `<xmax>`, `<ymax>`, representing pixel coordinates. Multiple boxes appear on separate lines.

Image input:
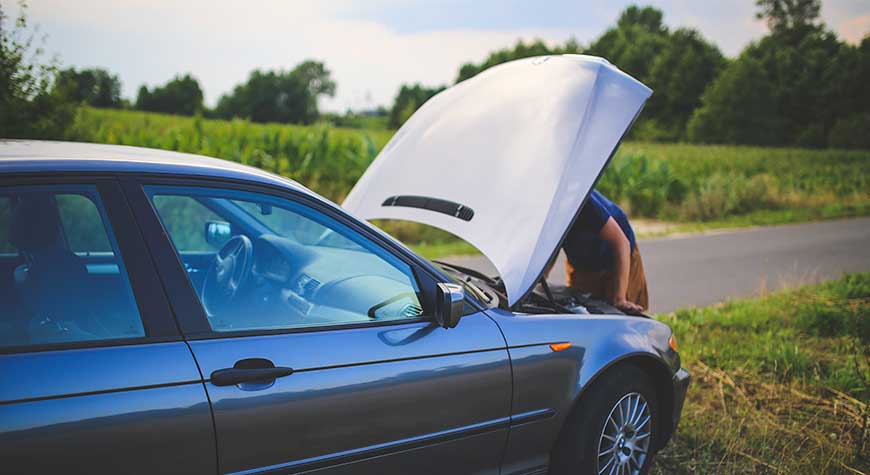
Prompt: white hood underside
<box><xmin>343</xmin><ymin>55</ymin><xmax>652</xmax><ymax>306</ymax></box>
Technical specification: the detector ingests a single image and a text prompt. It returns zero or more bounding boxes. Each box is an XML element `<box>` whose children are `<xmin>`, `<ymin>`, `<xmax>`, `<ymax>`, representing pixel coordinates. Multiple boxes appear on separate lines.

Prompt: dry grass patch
<box><xmin>652</xmin><ymin>274</ymin><xmax>870</xmax><ymax>474</ymax></box>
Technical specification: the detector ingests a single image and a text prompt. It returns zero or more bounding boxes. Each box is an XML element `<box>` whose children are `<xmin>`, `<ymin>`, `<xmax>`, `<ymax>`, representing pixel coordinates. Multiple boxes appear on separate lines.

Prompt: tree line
<box><xmin>2</xmin><ymin>0</ymin><xmax>868</xmax><ymax>148</ymax></box>
<box><xmin>392</xmin><ymin>0</ymin><xmax>870</xmax><ymax>149</ymax></box>
<box><xmin>52</xmin><ymin>62</ymin><xmax>335</xmax><ymax>125</ymax></box>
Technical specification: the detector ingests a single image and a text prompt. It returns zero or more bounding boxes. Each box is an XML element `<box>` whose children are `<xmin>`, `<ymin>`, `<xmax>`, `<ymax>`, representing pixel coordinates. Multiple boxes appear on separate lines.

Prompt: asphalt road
<box><xmin>442</xmin><ymin>217</ymin><xmax>870</xmax><ymax>314</ymax></box>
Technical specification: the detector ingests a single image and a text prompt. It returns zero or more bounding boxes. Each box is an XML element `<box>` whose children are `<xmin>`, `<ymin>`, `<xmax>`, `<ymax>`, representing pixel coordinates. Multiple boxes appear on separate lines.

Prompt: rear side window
<box><xmin>57</xmin><ymin>194</ymin><xmax>113</xmax><ymax>253</ymax></box>
<box><xmin>0</xmin><ymin>185</ymin><xmax>145</xmax><ymax>350</ymax></box>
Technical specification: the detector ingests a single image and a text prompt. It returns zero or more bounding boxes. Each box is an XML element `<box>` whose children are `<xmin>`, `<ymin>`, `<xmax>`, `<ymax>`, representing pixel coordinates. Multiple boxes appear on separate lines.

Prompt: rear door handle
<box><xmin>210</xmin><ymin>358</ymin><xmax>294</xmax><ymax>386</ymax></box>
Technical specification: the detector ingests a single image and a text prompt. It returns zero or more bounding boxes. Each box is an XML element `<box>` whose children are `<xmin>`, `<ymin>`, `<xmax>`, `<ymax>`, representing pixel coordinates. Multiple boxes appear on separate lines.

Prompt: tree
<box><xmin>641</xmin><ymin>29</ymin><xmax>726</xmax><ymax>140</ymax></box>
<box><xmin>756</xmin><ymin>0</ymin><xmax>821</xmax><ymax>35</ymax></box>
<box><xmin>388</xmin><ymin>83</ymin><xmax>445</xmax><ymax>128</ymax></box>
<box><xmin>585</xmin><ymin>6</ymin><xmax>669</xmax><ymax>81</ymax></box>
<box><xmin>825</xmin><ymin>36</ymin><xmax>870</xmax><ymax>148</ymax></box>
<box><xmin>455</xmin><ymin>38</ymin><xmax>580</xmax><ymax>83</ymax></box>
<box><xmin>687</xmin><ymin>55</ymin><xmax>784</xmax><ymax>145</ymax></box>
<box><xmin>687</xmin><ymin>0</ymin><xmax>868</xmax><ymax>147</ymax></box>
<box><xmin>136</xmin><ymin>74</ymin><xmax>203</xmax><ymax>116</ymax></box>
<box><xmin>215</xmin><ymin>60</ymin><xmax>335</xmax><ymax>124</ymax></box>
<box><xmin>585</xmin><ymin>6</ymin><xmax>725</xmax><ymax>141</ymax></box>
<box><xmin>55</xmin><ymin>67</ymin><xmax>122</xmax><ymax>108</ymax></box>
<box><xmin>0</xmin><ymin>1</ymin><xmax>73</xmax><ymax>138</ymax></box>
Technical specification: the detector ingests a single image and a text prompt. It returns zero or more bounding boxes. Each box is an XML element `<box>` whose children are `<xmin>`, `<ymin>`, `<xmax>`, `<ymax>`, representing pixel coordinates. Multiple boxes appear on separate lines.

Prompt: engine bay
<box><xmin>433</xmin><ymin>260</ymin><xmax>644</xmax><ymax>317</ymax></box>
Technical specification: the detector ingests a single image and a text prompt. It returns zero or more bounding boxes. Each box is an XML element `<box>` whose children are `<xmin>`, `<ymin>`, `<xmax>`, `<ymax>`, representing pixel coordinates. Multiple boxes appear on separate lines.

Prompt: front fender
<box><xmin>483</xmin><ymin>309</ymin><xmax>677</xmax><ymax>474</ymax></box>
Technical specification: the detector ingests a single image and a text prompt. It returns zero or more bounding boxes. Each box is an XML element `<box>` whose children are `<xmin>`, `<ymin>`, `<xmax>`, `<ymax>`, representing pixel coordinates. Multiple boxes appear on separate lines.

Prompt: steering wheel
<box><xmin>201</xmin><ymin>235</ymin><xmax>253</xmax><ymax>318</ymax></box>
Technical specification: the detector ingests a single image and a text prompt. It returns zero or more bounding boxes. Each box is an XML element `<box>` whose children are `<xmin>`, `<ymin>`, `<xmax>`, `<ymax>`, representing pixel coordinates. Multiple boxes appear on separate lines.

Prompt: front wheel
<box><xmin>551</xmin><ymin>364</ymin><xmax>659</xmax><ymax>475</ymax></box>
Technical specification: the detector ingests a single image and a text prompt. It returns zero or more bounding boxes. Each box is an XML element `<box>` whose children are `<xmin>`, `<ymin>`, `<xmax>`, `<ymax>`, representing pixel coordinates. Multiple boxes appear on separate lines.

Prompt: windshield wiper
<box><xmin>460</xmin><ymin>276</ymin><xmax>491</xmax><ymax>304</ymax></box>
<box><xmin>431</xmin><ymin>260</ymin><xmax>492</xmax><ymax>304</ymax></box>
<box><xmin>432</xmin><ymin>260</ymin><xmax>498</xmax><ymax>285</ymax></box>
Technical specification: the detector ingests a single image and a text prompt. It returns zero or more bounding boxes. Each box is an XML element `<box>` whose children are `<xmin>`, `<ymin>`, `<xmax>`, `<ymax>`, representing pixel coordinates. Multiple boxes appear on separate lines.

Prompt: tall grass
<box><xmin>600</xmin><ymin>143</ymin><xmax>870</xmax><ymax>221</ymax></box>
<box><xmin>65</xmin><ymin>108</ymin><xmax>392</xmax><ymax>202</ymax></box>
<box><xmin>653</xmin><ymin>273</ymin><xmax>870</xmax><ymax>474</ymax></box>
<box><xmin>63</xmin><ymin>108</ymin><xmax>870</xmax><ymax>251</ymax></box>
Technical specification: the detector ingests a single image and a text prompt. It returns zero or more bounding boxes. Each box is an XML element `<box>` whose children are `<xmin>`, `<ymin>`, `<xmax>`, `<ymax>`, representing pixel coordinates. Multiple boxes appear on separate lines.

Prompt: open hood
<box><xmin>343</xmin><ymin>55</ymin><xmax>651</xmax><ymax>306</ymax></box>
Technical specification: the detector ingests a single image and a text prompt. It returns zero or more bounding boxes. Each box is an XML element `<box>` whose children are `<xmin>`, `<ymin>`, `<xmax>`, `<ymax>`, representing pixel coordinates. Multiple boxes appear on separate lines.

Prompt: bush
<box><xmin>680</xmin><ymin>173</ymin><xmax>775</xmax><ymax>221</ymax></box>
<box><xmin>828</xmin><ymin>113</ymin><xmax>870</xmax><ymax>149</ymax></box>
<box><xmin>596</xmin><ymin>154</ymin><xmax>687</xmax><ymax>217</ymax></box>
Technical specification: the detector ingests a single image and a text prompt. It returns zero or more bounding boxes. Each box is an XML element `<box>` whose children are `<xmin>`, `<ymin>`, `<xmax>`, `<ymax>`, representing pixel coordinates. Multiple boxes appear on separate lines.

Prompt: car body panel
<box><xmin>342</xmin><ymin>55</ymin><xmax>652</xmax><ymax>305</ymax></box>
<box><xmin>484</xmin><ymin>308</ymin><xmax>678</xmax><ymax>473</ymax></box>
<box><xmin>0</xmin><ymin>342</ymin><xmax>201</xmax><ymax>402</ymax></box>
<box><xmin>188</xmin><ymin>312</ymin><xmax>512</xmax><ymax>474</ymax></box>
<box><xmin>0</xmin><ymin>343</ymin><xmax>216</xmax><ymax>474</ymax></box>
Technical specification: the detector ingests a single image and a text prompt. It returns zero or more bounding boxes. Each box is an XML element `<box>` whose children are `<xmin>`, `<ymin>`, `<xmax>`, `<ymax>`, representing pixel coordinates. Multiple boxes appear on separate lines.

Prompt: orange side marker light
<box><xmin>549</xmin><ymin>342</ymin><xmax>572</xmax><ymax>352</ymax></box>
<box><xmin>669</xmin><ymin>335</ymin><xmax>679</xmax><ymax>353</ymax></box>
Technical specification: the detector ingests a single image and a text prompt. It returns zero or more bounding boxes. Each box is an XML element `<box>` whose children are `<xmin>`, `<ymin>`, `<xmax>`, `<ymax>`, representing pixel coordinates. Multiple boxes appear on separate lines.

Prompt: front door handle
<box><xmin>210</xmin><ymin>358</ymin><xmax>294</xmax><ymax>386</ymax></box>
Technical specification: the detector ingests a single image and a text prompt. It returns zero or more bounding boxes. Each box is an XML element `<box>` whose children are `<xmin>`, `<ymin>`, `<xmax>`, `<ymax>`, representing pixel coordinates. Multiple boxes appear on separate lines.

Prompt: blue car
<box><xmin>0</xmin><ymin>56</ymin><xmax>688</xmax><ymax>475</ymax></box>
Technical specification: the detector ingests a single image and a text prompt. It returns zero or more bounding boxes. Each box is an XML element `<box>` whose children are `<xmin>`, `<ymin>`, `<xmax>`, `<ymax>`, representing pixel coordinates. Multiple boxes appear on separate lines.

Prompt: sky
<box><xmin>11</xmin><ymin>0</ymin><xmax>870</xmax><ymax>112</ymax></box>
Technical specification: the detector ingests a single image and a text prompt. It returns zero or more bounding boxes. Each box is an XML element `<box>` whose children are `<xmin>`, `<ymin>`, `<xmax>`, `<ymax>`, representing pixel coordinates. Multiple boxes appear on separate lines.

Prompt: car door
<box><xmin>124</xmin><ymin>178</ymin><xmax>512</xmax><ymax>475</ymax></box>
<box><xmin>0</xmin><ymin>178</ymin><xmax>215</xmax><ymax>475</ymax></box>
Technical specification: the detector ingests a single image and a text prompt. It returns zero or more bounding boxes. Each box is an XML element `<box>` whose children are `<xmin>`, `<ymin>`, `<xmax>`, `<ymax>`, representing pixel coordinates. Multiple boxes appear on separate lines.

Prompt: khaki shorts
<box><xmin>565</xmin><ymin>246</ymin><xmax>649</xmax><ymax>311</ymax></box>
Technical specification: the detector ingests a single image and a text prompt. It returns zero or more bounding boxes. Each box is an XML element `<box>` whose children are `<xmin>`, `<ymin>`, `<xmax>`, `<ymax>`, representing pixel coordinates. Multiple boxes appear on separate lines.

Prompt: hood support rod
<box><xmin>512</xmin><ymin>275</ymin><xmax>572</xmax><ymax>314</ymax></box>
<box><xmin>539</xmin><ymin>277</ymin><xmax>559</xmax><ymax>309</ymax></box>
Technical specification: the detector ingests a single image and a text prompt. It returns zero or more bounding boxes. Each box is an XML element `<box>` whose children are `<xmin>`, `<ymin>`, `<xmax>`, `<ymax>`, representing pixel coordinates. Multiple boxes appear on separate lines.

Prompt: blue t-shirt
<box><xmin>563</xmin><ymin>190</ymin><xmax>636</xmax><ymax>272</ymax></box>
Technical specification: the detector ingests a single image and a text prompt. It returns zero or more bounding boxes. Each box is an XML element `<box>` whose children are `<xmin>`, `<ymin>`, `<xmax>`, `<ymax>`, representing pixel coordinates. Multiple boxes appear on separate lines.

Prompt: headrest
<box><xmin>10</xmin><ymin>194</ymin><xmax>62</xmax><ymax>252</ymax></box>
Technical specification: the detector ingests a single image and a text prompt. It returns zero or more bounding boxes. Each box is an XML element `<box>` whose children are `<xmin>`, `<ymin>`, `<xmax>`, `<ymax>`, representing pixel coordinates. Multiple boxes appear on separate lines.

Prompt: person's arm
<box><xmin>598</xmin><ymin>217</ymin><xmax>643</xmax><ymax>313</ymax></box>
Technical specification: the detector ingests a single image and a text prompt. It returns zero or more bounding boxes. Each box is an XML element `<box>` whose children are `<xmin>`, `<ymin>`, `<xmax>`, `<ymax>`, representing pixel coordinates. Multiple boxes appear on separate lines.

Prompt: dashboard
<box><xmin>222</xmin><ymin>233</ymin><xmax>424</xmax><ymax>330</ymax></box>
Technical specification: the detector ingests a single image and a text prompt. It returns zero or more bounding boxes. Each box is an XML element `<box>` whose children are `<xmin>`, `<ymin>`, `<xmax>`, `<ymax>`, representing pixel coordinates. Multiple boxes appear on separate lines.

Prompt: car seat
<box><xmin>10</xmin><ymin>193</ymin><xmax>102</xmax><ymax>344</ymax></box>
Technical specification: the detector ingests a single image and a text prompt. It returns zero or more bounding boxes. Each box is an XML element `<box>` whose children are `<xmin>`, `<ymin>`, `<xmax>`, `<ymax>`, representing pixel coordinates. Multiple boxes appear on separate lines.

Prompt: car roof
<box><xmin>0</xmin><ymin>140</ymin><xmax>311</xmax><ymax>194</ymax></box>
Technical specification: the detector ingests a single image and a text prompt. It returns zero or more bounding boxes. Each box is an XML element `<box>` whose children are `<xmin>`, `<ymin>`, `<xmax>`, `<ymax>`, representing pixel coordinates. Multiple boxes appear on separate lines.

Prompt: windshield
<box><xmin>233</xmin><ymin>199</ymin><xmax>364</xmax><ymax>251</ymax></box>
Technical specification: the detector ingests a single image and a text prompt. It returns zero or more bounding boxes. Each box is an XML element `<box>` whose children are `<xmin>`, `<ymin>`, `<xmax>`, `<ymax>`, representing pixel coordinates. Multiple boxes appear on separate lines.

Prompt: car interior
<box><xmin>147</xmin><ymin>191</ymin><xmax>425</xmax><ymax>333</ymax></box>
<box><xmin>0</xmin><ymin>189</ymin><xmax>144</xmax><ymax>348</ymax></box>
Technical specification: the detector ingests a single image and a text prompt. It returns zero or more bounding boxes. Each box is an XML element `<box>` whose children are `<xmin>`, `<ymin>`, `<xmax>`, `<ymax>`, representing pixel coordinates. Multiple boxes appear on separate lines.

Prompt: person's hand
<box><xmin>612</xmin><ymin>297</ymin><xmax>644</xmax><ymax>314</ymax></box>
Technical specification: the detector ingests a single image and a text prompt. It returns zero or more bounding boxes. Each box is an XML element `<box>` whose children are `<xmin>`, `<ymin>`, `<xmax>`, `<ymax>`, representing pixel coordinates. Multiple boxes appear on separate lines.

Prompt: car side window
<box><xmin>145</xmin><ymin>186</ymin><xmax>424</xmax><ymax>333</ymax></box>
<box><xmin>57</xmin><ymin>194</ymin><xmax>113</xmax><ymax>253</ymax></box>
<box><xmin>151</xmin><ymin>195</ymin><xmax>224</xmax><ymax>252</ymax></box>
<box><xmin>0</xmin><ymin>185</ymin><xmax>145</xmax><ymax>349</ymax></box>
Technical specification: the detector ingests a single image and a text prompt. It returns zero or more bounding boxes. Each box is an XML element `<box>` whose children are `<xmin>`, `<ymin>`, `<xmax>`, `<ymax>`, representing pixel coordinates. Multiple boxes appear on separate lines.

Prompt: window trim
<box><xmin>121</xmin><ymin>175</ymin><xmax>459</xmax><ymax>340</ymax></box>
<box><xmin>0</xmin><ymin>175</ymin><xmax>181</xmax><ymax>355</ymax></box>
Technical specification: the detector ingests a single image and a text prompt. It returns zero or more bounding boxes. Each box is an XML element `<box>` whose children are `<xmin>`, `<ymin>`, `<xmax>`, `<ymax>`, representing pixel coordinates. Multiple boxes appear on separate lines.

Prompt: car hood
<box><xmin>343</xmin><ymin>55</ymin><xmax>651</xmax><ymax>306</ymax></box>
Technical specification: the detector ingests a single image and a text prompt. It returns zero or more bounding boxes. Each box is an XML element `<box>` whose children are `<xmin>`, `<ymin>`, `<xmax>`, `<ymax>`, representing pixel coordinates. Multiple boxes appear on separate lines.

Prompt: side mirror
<box><xmin>205</xmin><ymin>221</ymin><xmax>232</xmax><ymax>247</ymax></box>
<box><xmin>435</xmin><ymin>283</ymin><xmax>465</xmax><ymax>329</ymax></box>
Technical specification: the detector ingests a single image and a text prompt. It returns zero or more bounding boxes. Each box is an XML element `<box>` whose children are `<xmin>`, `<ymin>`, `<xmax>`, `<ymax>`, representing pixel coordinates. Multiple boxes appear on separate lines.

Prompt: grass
<box><xmin>651</xmin><ymin>273</ymin><xmax>870</xmax><ymax>474</ymax></box>
<box><xmin>409</xmin><ymin>240</ymin><xmax>479</xmax><ymax>260</ymax></box>
<box><xmin>60</xmin><ymin>107</ymin><xmax>870</xmax><ymax>258</ymax></box>
<box><xmin>635</xmin><ymin>202</ymin><xmax>870</xmax><ymax>238</ymax></box>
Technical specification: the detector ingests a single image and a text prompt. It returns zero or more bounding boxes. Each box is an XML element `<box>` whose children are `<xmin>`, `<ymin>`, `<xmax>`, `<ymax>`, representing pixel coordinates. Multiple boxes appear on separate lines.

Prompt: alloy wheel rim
<box><xmin>596</xmin><ymin>392</ymin><xmax>652</xmax><ymax>475</ymax></box>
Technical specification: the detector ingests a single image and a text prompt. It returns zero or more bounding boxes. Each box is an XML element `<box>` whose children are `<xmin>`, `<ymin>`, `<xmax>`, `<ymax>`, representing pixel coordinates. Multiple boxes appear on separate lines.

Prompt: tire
<box><xmin>551</xmin><ymin>364</ymin><xmax>659</xmax><ymax>475</ymax></box>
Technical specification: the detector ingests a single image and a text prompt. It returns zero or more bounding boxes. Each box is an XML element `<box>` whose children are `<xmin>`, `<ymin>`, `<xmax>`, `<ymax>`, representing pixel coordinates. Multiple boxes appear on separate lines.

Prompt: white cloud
<box><xmin>19</xmin><ymin>0</ymin><xmax>572</xmax><ymax>111</ymax></box>
<box><xmin>837</xmin><ymin>14</ymin><xmax>870</xmax><ymax>44</ymax></box>
<box><xmin>15</xmin><ymin>0</ymin><xmax>870</xmax><ymax>112</ymax></box>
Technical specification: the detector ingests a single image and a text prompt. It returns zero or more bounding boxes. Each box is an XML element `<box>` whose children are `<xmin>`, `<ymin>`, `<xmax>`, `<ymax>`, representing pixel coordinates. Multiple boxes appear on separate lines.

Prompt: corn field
<box><xmin>66</xmin><ymin>108</ymin><xmax>870</xmax><ymax>228</ymax></box>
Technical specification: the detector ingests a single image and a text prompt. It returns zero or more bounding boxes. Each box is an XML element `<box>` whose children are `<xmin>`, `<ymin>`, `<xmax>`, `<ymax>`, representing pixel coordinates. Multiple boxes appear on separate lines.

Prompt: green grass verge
<box><xmin>651</xmin><ymin>273</ymin><xmax>870</xmax><ymax>474</ymax></box>
<box><xmin>638</xmin><ymin>201</ymin><xmax>870</xmax><ymax>238</ymax></box>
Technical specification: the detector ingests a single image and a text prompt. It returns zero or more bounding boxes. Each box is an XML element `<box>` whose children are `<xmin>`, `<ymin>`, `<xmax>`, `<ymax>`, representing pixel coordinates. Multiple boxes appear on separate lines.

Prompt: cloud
<box><xmin>838</xmin><ymin>14</ymin><xmax>870</xmax><ymax>44</ymax></box>
<box><xmin>17</xmin><ymin>0</ymin><xmax>870</xmax><ymax>112</ymax></box>
<box><xmin>20</xmin><ymin>0</ymin><xmax>573</xmax><ymax>111</ymax></box>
